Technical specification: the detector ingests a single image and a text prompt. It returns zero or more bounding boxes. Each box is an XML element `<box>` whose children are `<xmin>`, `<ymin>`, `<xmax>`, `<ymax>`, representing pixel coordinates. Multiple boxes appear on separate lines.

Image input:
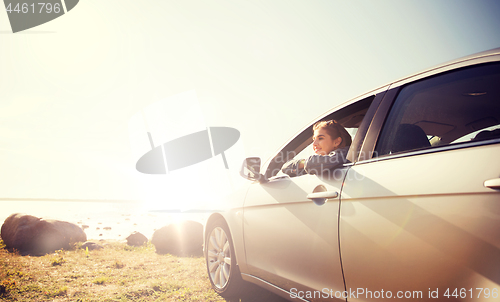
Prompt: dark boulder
<box><xmin>0</xmin><ymin>213</ymin><xmax>87</xmax><ymax>255</ymax></box>
<box><xmin>81</xmin><ymin>241</ymin><xmax>103</xmax><ymax>251</ymax></box>
<box><xmin>126</xmin><ymin>231</ymin><xmax>148</xmax><ymax>246</ymax></box>
<box><xmin>151</xmin><ymin>220</ymin><xmax>203</xmax><ymax>256</ymax></box>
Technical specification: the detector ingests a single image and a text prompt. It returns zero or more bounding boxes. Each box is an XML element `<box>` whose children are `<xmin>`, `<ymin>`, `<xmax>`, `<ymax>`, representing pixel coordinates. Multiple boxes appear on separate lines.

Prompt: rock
<box><xmin>126</xmin><ymin>231</ymin><xmax>147</xmax><ymax>246</ymax></box>
<box><xmin>81</xmin><ymin>241</ymin><xmax>103</xmax><ymax>250</ymax></box>
<box><xmin>151</xmin><ymin>220</ymin><xmax>203</xmax><ymax>256</ymax></box>
<box><xmin>0</xmin><ymin>213</ymin><xmax>87</xmax><ymax>256</ymax></box>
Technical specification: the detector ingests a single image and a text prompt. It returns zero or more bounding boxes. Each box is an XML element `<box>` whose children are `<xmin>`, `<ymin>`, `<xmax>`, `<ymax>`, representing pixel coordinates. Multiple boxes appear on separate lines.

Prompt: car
<box><xmin>203</xmin><ymin>47</ymin><xmax>500</xmax><ymax>301</ymax></box>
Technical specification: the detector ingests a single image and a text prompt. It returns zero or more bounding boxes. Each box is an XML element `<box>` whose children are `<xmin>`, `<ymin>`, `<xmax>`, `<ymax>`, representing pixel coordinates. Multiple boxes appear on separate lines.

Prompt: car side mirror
<box><xmin>240</xmin><ymin>157</ymin><xmax>268</xmax><ymax>183</ymax></box>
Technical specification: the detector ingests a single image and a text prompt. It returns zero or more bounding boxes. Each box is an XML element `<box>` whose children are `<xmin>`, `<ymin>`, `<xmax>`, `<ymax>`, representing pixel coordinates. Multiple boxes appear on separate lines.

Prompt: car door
<box><xmin>243</xmin><ymin>171</ymin><xmax>347</xmax><ymax>299</ymax></box>
<box><xmin>340</xmin><ymin>59</ymin><xmax>500</xmax><ymax>301</ymax></box>
<box><xmin>241</xmin><ymin>93</ymin><xmax>386</xmax><ymax>300</ymax></box>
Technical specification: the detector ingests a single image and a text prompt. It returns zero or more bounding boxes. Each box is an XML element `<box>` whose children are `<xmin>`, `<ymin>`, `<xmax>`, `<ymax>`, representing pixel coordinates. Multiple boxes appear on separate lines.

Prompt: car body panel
<box><xmin>243</xmin><ymin>172</ymin><xmax>346</xmax><ymax>298</ymax></box>
<box><xmin>204</xmin><ymin>186</ymin><xmax>248</xmax><ymax>272</ymax></box>
<box><xmin>341</xmin><ymin>143</ymin><xmax>500</xmax><ymax>301</ymax></box>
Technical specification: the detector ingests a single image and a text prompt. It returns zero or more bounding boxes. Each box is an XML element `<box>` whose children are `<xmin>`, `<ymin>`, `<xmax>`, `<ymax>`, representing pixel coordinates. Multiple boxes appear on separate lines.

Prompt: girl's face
<box><xmin>312</xmin><ymin>128</ymin><xmax>342</xmax><ymax>155</ymax></box>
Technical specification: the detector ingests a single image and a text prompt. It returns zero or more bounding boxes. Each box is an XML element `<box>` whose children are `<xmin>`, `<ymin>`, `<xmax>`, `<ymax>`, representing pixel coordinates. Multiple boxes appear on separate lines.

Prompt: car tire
<box><xmin>205</xmin><ymin>218</ymin><xmax>246</xmax><ymax>298</ymax></box>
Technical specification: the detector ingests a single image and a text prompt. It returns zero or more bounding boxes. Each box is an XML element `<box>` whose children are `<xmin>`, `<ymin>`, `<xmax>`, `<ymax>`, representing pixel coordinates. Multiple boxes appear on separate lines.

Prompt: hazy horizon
<box><xmin>1</xmin><ymin>1</ymin><xmax>500</xmax><ymax>209</ymax></box>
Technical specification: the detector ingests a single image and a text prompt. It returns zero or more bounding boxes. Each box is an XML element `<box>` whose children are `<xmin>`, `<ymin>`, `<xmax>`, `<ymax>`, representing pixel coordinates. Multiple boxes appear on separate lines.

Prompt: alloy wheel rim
<box><xmin>207</xmin><ymin>226</ymin><xmax>232</xmax><ymax>289</ymax></box>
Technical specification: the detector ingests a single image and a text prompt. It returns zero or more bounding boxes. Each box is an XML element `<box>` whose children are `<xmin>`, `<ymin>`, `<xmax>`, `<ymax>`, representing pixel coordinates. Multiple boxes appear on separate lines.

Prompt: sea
<box><xmin>0</xmin><ymin>199</ymin><xmax>213</xmax><ymax>241</ymax></box>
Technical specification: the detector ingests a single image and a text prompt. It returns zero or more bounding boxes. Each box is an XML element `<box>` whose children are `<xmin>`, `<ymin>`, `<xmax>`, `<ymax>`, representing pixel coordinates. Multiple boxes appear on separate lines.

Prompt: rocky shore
<box><xmin>1</xmin><ymin>213</ymin><xmax>205</xmax><ymax>256</ymax></box>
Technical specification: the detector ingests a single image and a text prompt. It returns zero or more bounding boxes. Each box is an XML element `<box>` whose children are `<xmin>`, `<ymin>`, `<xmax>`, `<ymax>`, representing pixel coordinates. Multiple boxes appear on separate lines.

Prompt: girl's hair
<box><xmin>313</xmin><ymin>120</ymin><xmax>352</xmax><ymax>148</ymax></box>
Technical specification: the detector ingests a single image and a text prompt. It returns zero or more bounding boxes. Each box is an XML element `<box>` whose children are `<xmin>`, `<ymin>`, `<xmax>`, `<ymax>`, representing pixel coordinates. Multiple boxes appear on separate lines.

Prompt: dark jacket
<box><xmin>281</xmin><ymin>146</ymin><xmax>349</xmax><ymax>177</ymax></box>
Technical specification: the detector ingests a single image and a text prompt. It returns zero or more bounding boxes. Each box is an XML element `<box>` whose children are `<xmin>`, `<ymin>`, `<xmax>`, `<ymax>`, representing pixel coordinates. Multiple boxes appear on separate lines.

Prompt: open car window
<box><xmin>268</xmin><ymin>96</ymin><xmax>375</xmax><ymax>179</ymax></box>
<box><xmin>375</xmin><ymin>62</ymin><xmax>500</xmax><ymax>157</ymax></box>
<box><xmin>275</xmin><ymin>127</ymin><xmax>358</xmax><ymax>177</ymax></box>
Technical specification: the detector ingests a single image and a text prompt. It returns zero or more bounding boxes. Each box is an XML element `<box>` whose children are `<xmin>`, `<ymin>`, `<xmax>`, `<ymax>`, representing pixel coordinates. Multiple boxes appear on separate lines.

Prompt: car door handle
<box><xmin>484</xmin><ymin>178</ymin><xmax>500</xmax><ymax>190</ymax></box>
<box><xmin>307</xmin><ymin>191</ymin><xmax>339</xmax><ymax>199</ymax></box>
<box><xmin>307</xmin><ymin>191</ymin><xmax>339</xmax><ymax>206</ymax></box>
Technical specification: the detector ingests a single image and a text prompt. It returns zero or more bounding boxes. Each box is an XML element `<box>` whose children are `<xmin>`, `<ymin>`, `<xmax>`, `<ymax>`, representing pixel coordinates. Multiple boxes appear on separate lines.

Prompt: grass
<box><xmin>50</xmin><ymin>255</ymin><xmax>66</xmax><ymax>266</ymax></box>
<box><xmin>0</xmin><ymin>239</ymin><xmax>227</xmax><ymax>301</ymax></box>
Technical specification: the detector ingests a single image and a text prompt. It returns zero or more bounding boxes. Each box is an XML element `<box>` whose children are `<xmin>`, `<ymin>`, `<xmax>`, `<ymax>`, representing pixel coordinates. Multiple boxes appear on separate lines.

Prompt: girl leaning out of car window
<box><xmin>281</xmin><ymin>120</ymin><xmax>352</xmax><ymax>177</ymax></box>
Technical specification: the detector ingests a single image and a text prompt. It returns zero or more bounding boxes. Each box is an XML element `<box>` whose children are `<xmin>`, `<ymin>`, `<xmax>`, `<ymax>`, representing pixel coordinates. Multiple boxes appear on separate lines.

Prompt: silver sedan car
<box><xmin>204</xmin><ymin>48</ymin><xmax>500</xmax><ymax>301</ymax></box>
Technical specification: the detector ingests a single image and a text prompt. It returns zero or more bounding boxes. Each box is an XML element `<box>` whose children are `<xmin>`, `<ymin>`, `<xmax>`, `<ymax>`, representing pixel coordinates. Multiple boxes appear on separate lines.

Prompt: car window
<box><xmin>451</xmin><ymin>124</ymin><xmax>500</xmax><ymax>144</ymax></box>
<box><xmin>265</xmin><ymin>95</ymin><xmax>377</xmax><ymax>178</ymax></box>
<box><xmin>275</xmin><ymin>126</ymin><xmax>358</xmax><ymax>178</ymax></box>
<box><xmin>375</xmin><ymin>62</ymin><xmax>500</xmax><ymax>157</ymax></box>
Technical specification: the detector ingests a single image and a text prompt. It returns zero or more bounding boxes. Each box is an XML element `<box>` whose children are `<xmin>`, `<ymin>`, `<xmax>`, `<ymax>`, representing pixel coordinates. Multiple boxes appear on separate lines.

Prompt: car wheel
<box><xmin>205</xmin><ymin>218</ymin><xmax>246</xmax><ymax>298</ymax></box>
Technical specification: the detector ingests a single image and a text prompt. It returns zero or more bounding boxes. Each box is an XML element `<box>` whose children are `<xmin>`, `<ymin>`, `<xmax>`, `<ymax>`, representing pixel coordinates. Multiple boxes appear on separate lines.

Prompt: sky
<box><xmin>1</xmin><ymin>0</ymin><xmax>500</xmax><ymax>208</ymax></box>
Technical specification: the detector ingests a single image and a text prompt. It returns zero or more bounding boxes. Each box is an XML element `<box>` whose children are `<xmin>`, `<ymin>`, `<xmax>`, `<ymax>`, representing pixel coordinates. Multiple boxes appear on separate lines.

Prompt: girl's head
<box><xmin>312</xmin><ymin>120</ymin><xmax>352</xmax><ymax>155</ymax></box>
